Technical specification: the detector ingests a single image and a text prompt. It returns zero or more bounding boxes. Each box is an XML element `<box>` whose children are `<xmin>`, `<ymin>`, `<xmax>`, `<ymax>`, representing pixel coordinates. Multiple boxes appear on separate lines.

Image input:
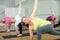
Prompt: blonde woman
<box><xmin>22</xmin><ymin>0</ymin><xmax>60</xmax><ymax>40</ymax></box>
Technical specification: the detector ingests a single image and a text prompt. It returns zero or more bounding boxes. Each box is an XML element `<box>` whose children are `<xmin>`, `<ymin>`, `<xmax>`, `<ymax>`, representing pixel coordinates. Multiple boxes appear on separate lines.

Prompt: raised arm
<box><xmin>30</xmin><ymin>0</ymin><xmax>38</xmax><ymax>18</ymax></box>
<box><xmin>50</xmin><ymin>8</ymin><xmax>55</xmax><ymax>16</ymax></box>
<box><xmin>17</xmin><ymin>0</ymin><xmax>22</xmax><ymax>15</ymax></box>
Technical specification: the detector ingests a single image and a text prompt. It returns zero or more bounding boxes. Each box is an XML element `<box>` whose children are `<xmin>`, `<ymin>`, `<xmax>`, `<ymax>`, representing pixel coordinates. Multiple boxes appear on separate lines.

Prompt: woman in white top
<box><xmin>15</xmin><ymin>14</ymin><xmax>22</xmax><ymax>32</ymax></box>
<box><xmin>15</xmin><ymin>0</ymin><xmax>29</xmax><ymax>36</ymax></box>
<box><xmin>15</xmin><ymin>0</ymin><xmax>22</xmax><ymax>32</ymax></box>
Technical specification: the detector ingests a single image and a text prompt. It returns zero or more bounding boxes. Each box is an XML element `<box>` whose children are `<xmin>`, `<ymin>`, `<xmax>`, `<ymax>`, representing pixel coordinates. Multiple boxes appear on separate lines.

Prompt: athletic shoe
<box><xmin>17</xmin><ymin>34</ymin><xmax>22</xmax><ymax>36</ymax></box>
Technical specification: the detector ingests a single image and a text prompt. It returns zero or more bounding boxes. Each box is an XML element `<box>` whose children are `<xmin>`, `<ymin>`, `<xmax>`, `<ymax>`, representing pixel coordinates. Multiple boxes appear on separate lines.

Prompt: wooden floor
<box><xmin>0</xmin><ymin>24</ymin><xmax>60</xmax><ymax>40</ymax></box>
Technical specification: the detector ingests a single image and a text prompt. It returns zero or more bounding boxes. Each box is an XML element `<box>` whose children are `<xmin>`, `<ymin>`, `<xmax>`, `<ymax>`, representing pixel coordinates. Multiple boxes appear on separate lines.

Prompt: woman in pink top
<box><xmin>5</xmin><ymin>16</ymin><xmax>11</xmax><ymax>32</ymax></box>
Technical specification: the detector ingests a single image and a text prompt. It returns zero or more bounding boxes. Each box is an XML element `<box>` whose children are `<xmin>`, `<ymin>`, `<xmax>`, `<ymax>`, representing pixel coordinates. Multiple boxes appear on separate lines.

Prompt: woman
<box><xmin>46</xmin><ymin>8</ymin><xmax>56</xmax><ymax>24</ymax></box>
<box><xmin>17</xmin><ymin>17</ymin><xmax>29</xmax><ymax>36</ymax></box>
<box><xmin>46</xmin><ymin>8</ymin><xmax>60</xmax><ymax>28</ymax></box>
<box><xmin>5</xmin><ymin>16</ymin><xmax>11</xmax><ymax>32</ymax></box>
<box><xmin>54</xmin><ymin>21</ymin><xmax>60</xmax><ymax>28</ymax></box>
<box><xmin>46</xmin><ymin>15</ymin><xmax>56</xmax><ymax>24</ymax></box>
<box><xmin>15</xmin><ymin>0</ymin><xmax>22</xmax><ymax>34</ymax></box>
<box><xmin>15</xmin><ymin>0</ymin><xmax>29</xmax><ymax>36</ymax></box>
<box><xmin>22</xmin><ymin>0</ymin><xmax>60</xmax><ymax>40</ymax></box>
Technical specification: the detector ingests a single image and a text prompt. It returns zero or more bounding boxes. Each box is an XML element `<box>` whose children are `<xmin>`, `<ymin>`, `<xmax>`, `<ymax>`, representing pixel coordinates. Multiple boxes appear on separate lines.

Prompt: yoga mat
<box><xmin>3</xmin><ymin>32</ymin><xmax>36</xmax><ymax>39</ymax></box>
<box><xmin>0</xmin><ymin>30</ymin><xmax>15</xmax><ymax>33</ymax></box>
<box><xmin>0</xmin><ymin>29</ymin><xmax>28</xmax><ymax>33</ymax></box>
<box><xmin>56</xmin><ymin>30</ymin><xmax>60</xmax><ymax>32</ymax></box>
<box><xmin>0</xmin><ymin>31</ymin><xmax>6</xmax><ymax>33</ymax></box>
<box><xmin>54</xmin><ymin>38</ymin><xmax>60</xmax><ymax>40</ymax></box>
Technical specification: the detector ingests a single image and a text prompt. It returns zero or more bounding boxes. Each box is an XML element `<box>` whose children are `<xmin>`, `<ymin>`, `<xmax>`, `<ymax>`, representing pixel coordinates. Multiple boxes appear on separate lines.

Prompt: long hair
<box><xmin>21</xmin><ymin>16</ymin><xmax>26</xmax><ymax>25</ymax></box>
<box><xmin>21</xmin><ymin>16</ymin><xmax>29</xmax><ymax>27</ymax></box>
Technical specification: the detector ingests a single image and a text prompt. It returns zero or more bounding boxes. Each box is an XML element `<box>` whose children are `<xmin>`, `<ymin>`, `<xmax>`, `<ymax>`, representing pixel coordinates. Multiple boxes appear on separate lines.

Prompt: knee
<box><xmin>37</xmin><ymin>30</ymin><xmax>42</xmax><ymax>34</ymax></box>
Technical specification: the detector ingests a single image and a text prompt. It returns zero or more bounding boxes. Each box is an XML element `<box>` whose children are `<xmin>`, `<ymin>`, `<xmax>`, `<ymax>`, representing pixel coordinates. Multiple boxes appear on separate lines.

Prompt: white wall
<box><xmin>5</xmin><ymin>8</ymin><xmax>25</xmax><ymax>17</ymax></box>
<box><xmin>0</xmin><ymin>8</ymin><xmax>5</xmax><ymax>19</ymax></box>
<box><xmin>0</xmin><ymin>0</ymin><xmax>60</xmax><ymax>21</ymax></box>
<box><xmin>0</xmin><ymin>0</ymin><xmax>15</xmax><ymax>19</ymax></box>
<box><xmin>58</xmin><ymin>0</ymin><xmax>60</xmax><ymax>21</ymax></box>
<box><xmin>25</xmin><ymin>0</ymin><xmax>59</xmax><ymax>20</ymax></box>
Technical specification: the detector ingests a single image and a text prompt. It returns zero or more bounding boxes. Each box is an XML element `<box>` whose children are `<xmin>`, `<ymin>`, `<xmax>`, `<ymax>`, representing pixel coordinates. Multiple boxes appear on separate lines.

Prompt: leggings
<box><xmin>18</xmin><ymin>22</ymin><xmax>29</xmax><ymax>34</ymax></box>
<box><xmin>18</xmin><ymin>23</ymin><xmax>22</xmax><ymax>34</ymax></box>
<box><xmin>54</xmin><ymin>21</ymin><xmax>60</xmax><ymax>28</ymax></box>
<box><xmin>37</xmin><ymin>24</ymin><xmax>60</xmax><ymax>40</ymax></box>
<box><xmin>6</xmin><ymin>23</ymin><xmax>11</xmax><ymax>29</ymax></box>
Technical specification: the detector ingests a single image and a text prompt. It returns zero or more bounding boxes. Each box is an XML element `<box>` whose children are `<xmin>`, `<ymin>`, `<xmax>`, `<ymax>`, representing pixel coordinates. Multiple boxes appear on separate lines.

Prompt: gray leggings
<box><xmin>37</xmin><ymin>24</ymin><xmax>60</xmax><ymax>40</ymax></box>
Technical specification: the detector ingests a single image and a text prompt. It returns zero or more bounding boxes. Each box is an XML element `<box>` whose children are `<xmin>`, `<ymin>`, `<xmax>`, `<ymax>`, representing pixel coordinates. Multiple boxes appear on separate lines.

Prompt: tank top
<box><xmin>32</xmin><ymin>17</ymin><xmax>51</xmax><ymax>31</ymax></box>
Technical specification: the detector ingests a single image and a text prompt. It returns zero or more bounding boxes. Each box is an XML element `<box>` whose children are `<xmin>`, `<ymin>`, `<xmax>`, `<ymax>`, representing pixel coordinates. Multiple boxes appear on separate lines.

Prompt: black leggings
<box><xmin>18</xmin><ymin>23</ymin><xmax>22</xmax><ymax>34</ymax></box>
<box><xmin>18</xmin><ymin>22</ymin><xmax>29</xmax><ymax>34</ymax></box>
<box><xmin>54</xmin><ymin>21</ymin><xmax>60</xmax><ymax>28</ymax></box>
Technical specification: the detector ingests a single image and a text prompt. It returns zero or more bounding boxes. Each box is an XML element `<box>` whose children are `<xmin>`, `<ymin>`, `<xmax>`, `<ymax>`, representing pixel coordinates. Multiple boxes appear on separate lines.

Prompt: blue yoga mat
<box><xmin>3</xmin><ymin>32</ymin><xmax>36</xmax><ymax>39</ymax></box>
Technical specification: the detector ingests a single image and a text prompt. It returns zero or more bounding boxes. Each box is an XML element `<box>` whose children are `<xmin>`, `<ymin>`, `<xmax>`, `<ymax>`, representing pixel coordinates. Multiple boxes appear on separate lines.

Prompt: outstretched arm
<box><xmin>15</xmin><ymin>0</ymin><xmax>22</xmax><ymax>32</ymax></box>
<box><xmin>30</xmin><ymin>0</ymin><xmax>38</xmax><ymax>18</ymax></box>
<box><xmin>17</xmin><ymin>0</ymin><xmax>22</xmax><ymax>15</ymax></box>
<box><xmin>50</xmin><ymin>8</ymin><xmax>55</xmax><ymax>16</ymax></box>
<box><xmin>50</xmin><ymin>8</ymin><xmax>56</xmax><ymax>24</ymax></box>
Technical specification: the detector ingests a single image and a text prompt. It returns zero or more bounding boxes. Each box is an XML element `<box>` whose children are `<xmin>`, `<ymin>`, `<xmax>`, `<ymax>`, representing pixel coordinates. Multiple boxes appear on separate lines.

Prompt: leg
<box><xmin>18</xmin><ymin>23</ymin><xmax>22</xmax><ymax>34</ymax></box>
<box><xmin>54</xmin><ymin>21</ymin><xmax>60</xmax><ymax>28</ymax></box>
<box><xmin>4</xmin><ymin>24</ymin><xmax>7</xmax><ymax>31</ymax></box>
<box><xmin>8</xmin><ymin>24</ymin><xmax>11</xmax><ymax>29</ymax></box>
<box><xmin>37</xmin><ymin>29</ymin><xmax>42</xmax><ymax>40</ymax></box>
<box><xmin>15</xmin><ymin>23</ymin><xmax>18</xmax><ymax>32</ymax></box>
<box><xmin>17</xmin><ymin>23</ymin><xmax>22</xmax><ymax>36</ymax></box>
<box><xmin>7</xmin><ymin>24</ymin><xmax>11</xmax><ymax>32</ymax></box>
<box><xmin>6</xmin><ymin>24</ymin><xmax>10</xmax><ymax>32</ymax></box>
<box><xmin>48</xmin><ymin>30</ymin><xmax>60</xmax><ymax>35</ymax></box>
<box><xmin>37</xmin><ymin>24</ymin><xmax>54</xmax><ymax>40</ymax></box>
